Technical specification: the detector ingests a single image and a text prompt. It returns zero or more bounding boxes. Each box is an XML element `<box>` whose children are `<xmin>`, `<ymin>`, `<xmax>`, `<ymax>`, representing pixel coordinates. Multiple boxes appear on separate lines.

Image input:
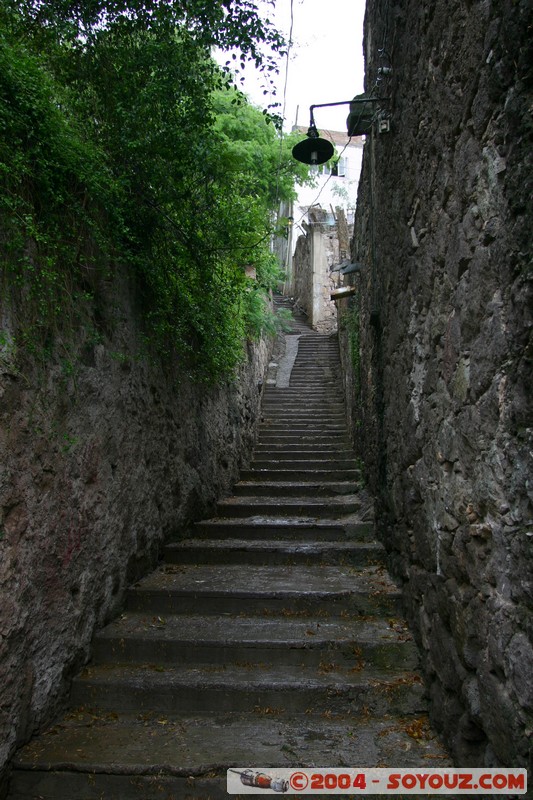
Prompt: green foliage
<box><xmin>0</xmin><ymin>27</ymin><xmax>116</xmax><ymax>340</ymax></box>
<box><xmin>0</xmin><ymin>2</ymin><xmax>310</xmax><ymax>382</ymax></box>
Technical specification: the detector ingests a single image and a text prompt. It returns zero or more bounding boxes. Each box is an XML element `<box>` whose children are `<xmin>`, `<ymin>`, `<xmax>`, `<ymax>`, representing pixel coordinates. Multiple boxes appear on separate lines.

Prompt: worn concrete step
<box><xmin>254</xmin><ymin>441</ymin><xmax>353</xmax><ymax>451</ymax></box>
<box><xmin>296</xmin><ymin>348</ymin><xmax>338</xmax><ymax>353</ymax></box>
<box><xmin>258</xmin><ymin>425</ymin><xmax>346</xmax><ymax>434</ymax></box>
<box><xmin>257</xmin><ymin>429</ymin><xmax>349</xmax><ymax>439</ymax></box>
<box><xmin>292</xmin><ymin>366</ymin><xmax>339</xmax><ymax>371</ymax></box>
<box><xmin>259</xmin><ymin>418</ymin><xmax>349</xmax><ymax>429</ymax></box>
<box><xmin>284</xmin><ymin>383</ymin><xmax>341</xmax><ymax>390</ymax></box>
<box><xmin>232</xmin><ymin>480</ymin><xmax>358</xmax><ymax>496</ymax></box>
<box><xmin>192</xmin><ymin>518</ymin><xmax>374</xmax><ymax>541</ymax></box>
<box><xmin>259</xmin><ymin>405</ymin><xmax>345</xmax><ymax>415</ymax></box>
<box><xmin>252</xmin><ymin>447</ymin><xmax>354</xmax><ymax>459</ymax></box>
<box><xmin>256</xmin><ymin>434</ymin><xmax>352</xmax><ymax>446</ymax></box>
<box><xmin>164</xmin><ymin>538</ymin><xmax>382</xmax><ymax>566</ymax></box>
<box><xmin>262</xmin><ymin>399</ymin><xmax>341</xmax><ymax>406</ymax></box>
<box><xmin>262</xmin><ymin>410</ymin><xmax>345</xmax><ymax>420</ymax></box>
<box><xmin>285</xmin><ymin>374</ymin><xmax>340</xmax><ymax>380</ymax></box>
<box><xmin>263</xmin><ymin>389</ymin><xmax>339</xmax><ymax>397</ymax></box>
<box><xmin>262</xmin><ymin>399</ymin><xmax>343</xmax><ymax>406</ymax></box>
<box><xmin>261</xmin><ymin>407</ymin><xmax>345</xmax><ymax>416</ymax></box>
<box><xmin>283</xmin><ymin>367</ymin><xmax>339</xmax><ymax>373</ymax></box>
<box><xmin>252</xmin><ymin>444</ymin><xmax>356</xmax><ymax>466</ymax></box>
<box><xmin>259</xmin><ymin>419</ymin><xmax>347</xmax><ymax>428</ymax></box>
<box><xmin>250</xmin><ymin>458</ymin><xmax>357</xmax><ymax>471</ymax></box>
<box><xmin>263</xmin><ymin>384</ymin><xmax>342</xmax><ymax>390</ymax></box>
<box><xmin>92</xmin><ymin>612</ymin><xmax>415</xmax><ymax>668</ymax></box>
<box><xmin>124</xmin><ymin>564</ymin><xmax>401</xmax><ymax>616</ymax></box>
<box><xmin>215</xmin><ymin>495</ymin><xmax>360</xmax><ymax>518</ymax></box>
<box><xmin>257</xmin><ymin>433</ymin><xmax>353</xmax><ymax>452</ymax></box>
<box><xmin>292</xmin><ymin>361</ymin><xmax>339</xmax><ymax>366</ymax></box>
<box><xmin>261</xmin><ymin>414</ymin><xmax>347</xmax><ymax>424</ymax></box>
<box><xmin>295</xmin><ymin>356</ymin><xmax>338</xmax><ymax>360</ymax></box>
<box><xmin>9</xmin><ymin>709</ymin><xmax>450</xmax><ymax>800</ymax></box>
<box><xmin>71</xmin><ymin>662</ymin><xmax>425</xmax><ymax>716</ymax></box>
<box><xmin>262</xmin><ymin>387</ymin><xmax>342</xmax><ymax>396</ymax></box>
<box><xmin>290</xmin><ymin>362</ymin><xmax>339</xmax><ymax>367</ymax></box>
<box><xmin>240</xmin><ymin>467</ymin><xmax>361</xmax><ymax>481</ymax></box>
<box><xmin>261</xmin><ymin>397</ymin><xmax>344</xmax><ymax>406</ymax></box>
<box><xmin>295</xmin><ymin>346</ymin><xmax>338</xmax><ymax>351</ymax></box>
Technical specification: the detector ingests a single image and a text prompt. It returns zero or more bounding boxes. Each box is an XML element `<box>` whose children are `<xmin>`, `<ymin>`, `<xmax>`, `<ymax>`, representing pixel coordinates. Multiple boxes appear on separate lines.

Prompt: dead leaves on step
<box><xmin>253</xmin><ymin>705</ymin><xmax>285</xmax><ymax>716</ymax></box>
<box><xmin>377</xmin><ymin>714</ymin><xmax>434</xmax><ymax>743</ymax></box>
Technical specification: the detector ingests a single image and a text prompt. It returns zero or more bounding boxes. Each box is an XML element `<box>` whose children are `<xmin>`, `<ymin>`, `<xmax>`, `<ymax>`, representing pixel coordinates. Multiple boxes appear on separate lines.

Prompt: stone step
<box><xmin>259</xmin><ymin>418</ymin><xmax>346</xmax><ymax>426</ymax></box>
<box><xmin>232</xmin><ymin>480</ymin><xmax>358</xmax><ymax>496</ymax></box>
<box><xmin>261</xmin><ymin>406</ymin><xmax>345</xmax><ymax>414</ymax></box>
<box><xmin>260</xmin><ymin>421</ymin><xmax>346</xmax><ymax>429</ymax></box>
<box><xmin>291</xmin><ymin>360</ymin><xmax>339</xmax><ymax>364</ymax></box>
<box><xmin>124</xmin><ymin>564</ymin><xmax>401</xmax><ymax>616</ymax></box>
<box><xmin>257</xmin><ymin>426</ymin><xmax>352</xmax><ymax>447</ymax></box>
<box><xmin>274</xmin><ymin>384</ymin><xmax>340</xmax><ymax>390</ymax></box>
<box><xmin>262</xmin><ymin>400</ymin><xmax>340</xmax><ymax>407</ymax></box>
<box><xmin>262</xmin><ymin>399</ymin><xmax>342</xmax><ymax>406</ymax></box>
<box><xmin>256</xmin><ymin>434</ymin><xmax>352</xmax><ymax>445</ymax></box>
<box><xmin>261</xmin><ymin>413</ymin><xmax>347</xmax><ymax>423</ymax></box>
<box><xmin>263</xmin><ymin>389</ymin><xmax>339</xmax><ymax>397</ymax></box>
<box><xmin>264</xmin><ymin>385</ymin><xmax>340</xmax><ymax>390</ymax></box>
<box><xmin>255</xmin><ymin>440</ymin><xmax>350</xmax><ymax>449</ymax></box>
<box><xmin>240</xmin><ymin>467</ymin><xmax>361</xmax><ymax>481</ymax></box>
<box><xmin>281</xmin><ymin>367</ymin><xmax>339</xmax><ymax>373</ymax></box>
<box><xmin>254</xmin><ymin>439</ymin><xmax>352</xmax><ymax>448</ymax></box>
<box><xmin>250</xmin><ymin>458</ymin><xmax>357</xmax><ymax>470</ymax></box>
<box><xmin>164</xmin><ymin>537</ymin><xmax>382</xmax><ymax>566</ymax></box>
<box><xmin>92</xmin><ymin>612</ymin><xmax>415</xmax><ymax>668</ymax></box>
<box><xmin>70</xmin><ymin>662</ymin><xmax>425</xmax><ymax>716</ymax></box>
<box><xmin>252</xmin><ymin>447</ymin><xmax>354</xmax><ymax>458</ymax></box>
<box><xmin>9</xmin><ymin>709</ymin><xmax>450</xmax><ymax>800</ymax></box>
<box><xmin>258</xmin><ymin>429</ymin><xmax>351</xmax><ymax>438</ymax></box>
<box><xmin>192</xmin><ymin>518</ymin><xmax>374</xmax><ymax>541</ymax></box>
<box><xmin>215</xmin><ymin>495</ymin><xmax>360</xmax><ymax>518</ymax></box>
<box><xmin>261</xmin><ymin>396</ymin><xmax>343</xmax><ymax>404</ymax></box>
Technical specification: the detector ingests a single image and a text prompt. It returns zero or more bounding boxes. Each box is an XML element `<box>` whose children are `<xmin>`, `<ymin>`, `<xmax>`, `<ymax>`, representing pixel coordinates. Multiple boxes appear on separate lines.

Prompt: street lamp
<box><xmin>291</xmin><ymin>94</ymin><xmax>385</xmax><ymax>165</ymax></box>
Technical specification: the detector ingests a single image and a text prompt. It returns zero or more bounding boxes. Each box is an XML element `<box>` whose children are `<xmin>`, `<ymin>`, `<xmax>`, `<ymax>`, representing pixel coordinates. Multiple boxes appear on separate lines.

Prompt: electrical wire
<box><xmin>293</xmin><ymin>0</ymin><xmax>393</xmax><ymax>230</ymax></box>
<box><xmin>273</xmin><ymin>0</ymin><xmax>294</xmax><ymax>209</ymax></box>
<box><xmin>294</xmin><ymin>133</ymin><xmax>354</xmax><ymax>226</ymax></box>
<box><xmin>293</xmin><ymin>97</ymin><xmax>373</xmax><ymax>226</ymax></box>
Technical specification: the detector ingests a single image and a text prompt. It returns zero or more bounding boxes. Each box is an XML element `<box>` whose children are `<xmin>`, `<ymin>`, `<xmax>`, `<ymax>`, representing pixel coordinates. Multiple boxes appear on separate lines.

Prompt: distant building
<box><xmin>292</xmin><ymin>128</ymin><xmax>364</xmax><ymax>233</ymax></box>
<box><xmin>273</xmin><ymin>130</ymin><xmax>364</xmax><ymax>330</ymax></box>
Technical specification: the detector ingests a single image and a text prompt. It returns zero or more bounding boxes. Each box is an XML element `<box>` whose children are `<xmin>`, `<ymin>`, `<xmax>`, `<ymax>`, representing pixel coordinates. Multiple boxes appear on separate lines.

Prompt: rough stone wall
<box><xmin>0</xmin><ymin>269</ymin><xmax>270</xmax><ymax>786</ymax></box>
<box><xmin>353</xmin><ymin>0</ymin><xmax>532</xmax><ymax>768</ymax></box>
<box><xmin>292</xmin><ymin>210</ymin><xmax>341</xmax><ymax>332</ymax></box>
<box><xmin>292</xmin><ymin>228</ymin><xmax>313</xmax><ymax>320</ymax></box>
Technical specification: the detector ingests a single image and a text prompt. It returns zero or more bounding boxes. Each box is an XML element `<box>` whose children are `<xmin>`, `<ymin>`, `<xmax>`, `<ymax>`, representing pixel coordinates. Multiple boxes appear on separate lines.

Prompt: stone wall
<box><xmin>352</xmin><ymin>0</ymin><xmax>532</xmax><ymax>768</ymax></box>
<box><xmin>292</xmin><ymin>209</ymin><xmax>341</xmax><ymax>332</ymax></box>
<box><xmin>292</xmin><ymin>227</ymin><xmax>313</xmax><ymax>322</ymax></box>
<box><xmin>0</xmin><ymin>269</ymin><xmax>270</xmax><ymax>787</ymax></box>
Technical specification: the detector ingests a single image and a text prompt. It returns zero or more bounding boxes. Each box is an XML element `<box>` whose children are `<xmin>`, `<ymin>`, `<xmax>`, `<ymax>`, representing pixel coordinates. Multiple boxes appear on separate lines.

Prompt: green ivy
<box><xmin>0</xmin><ymin>3</ymin><xmax>311</xmax><ymax>382</ymax></box>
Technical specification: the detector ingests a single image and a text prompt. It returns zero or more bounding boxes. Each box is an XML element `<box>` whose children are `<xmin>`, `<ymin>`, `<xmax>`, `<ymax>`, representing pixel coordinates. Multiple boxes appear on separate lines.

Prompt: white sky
<box><xmin>239</xmin><ymin>0</ymin><xmax>367</xmax><ymax>134</ymax></box>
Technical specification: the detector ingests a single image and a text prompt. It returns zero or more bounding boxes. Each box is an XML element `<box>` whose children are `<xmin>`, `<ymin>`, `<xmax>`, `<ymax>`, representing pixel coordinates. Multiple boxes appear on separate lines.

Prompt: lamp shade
<box><xmin>292</xmin><ymin>135</ymin><xmax>334</xmax><ymax>165</ymax></box>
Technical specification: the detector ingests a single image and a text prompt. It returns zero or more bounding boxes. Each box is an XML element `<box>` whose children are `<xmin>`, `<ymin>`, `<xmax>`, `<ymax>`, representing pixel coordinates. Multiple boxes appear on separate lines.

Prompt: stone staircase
<box><xmin>8</xmin><ymin>300</ymin><xmax>449</xmax><ymax>799</ymax></box>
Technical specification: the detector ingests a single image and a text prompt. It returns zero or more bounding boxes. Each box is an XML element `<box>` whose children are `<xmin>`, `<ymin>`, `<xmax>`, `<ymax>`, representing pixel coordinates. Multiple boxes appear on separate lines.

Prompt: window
<box><xmin>328</xmin><ymin>157</ymin><xmax>346</xmax><ymax>178</ymax></box>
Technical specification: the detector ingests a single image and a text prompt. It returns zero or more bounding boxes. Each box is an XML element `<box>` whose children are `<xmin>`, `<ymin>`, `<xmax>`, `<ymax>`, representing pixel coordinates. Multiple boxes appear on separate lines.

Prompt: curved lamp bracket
<box><xmin>292</xmin><ymin>96</ymin><xmax>384</xmax><ymax>165</ymax></box>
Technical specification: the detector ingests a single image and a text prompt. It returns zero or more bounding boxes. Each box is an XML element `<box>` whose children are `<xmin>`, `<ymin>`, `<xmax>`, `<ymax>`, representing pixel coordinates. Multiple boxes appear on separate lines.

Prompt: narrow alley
<box><xmin>8</xmin><ymin>301</ymin><xmax>449</xmax><ymax>799</ymax></box>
